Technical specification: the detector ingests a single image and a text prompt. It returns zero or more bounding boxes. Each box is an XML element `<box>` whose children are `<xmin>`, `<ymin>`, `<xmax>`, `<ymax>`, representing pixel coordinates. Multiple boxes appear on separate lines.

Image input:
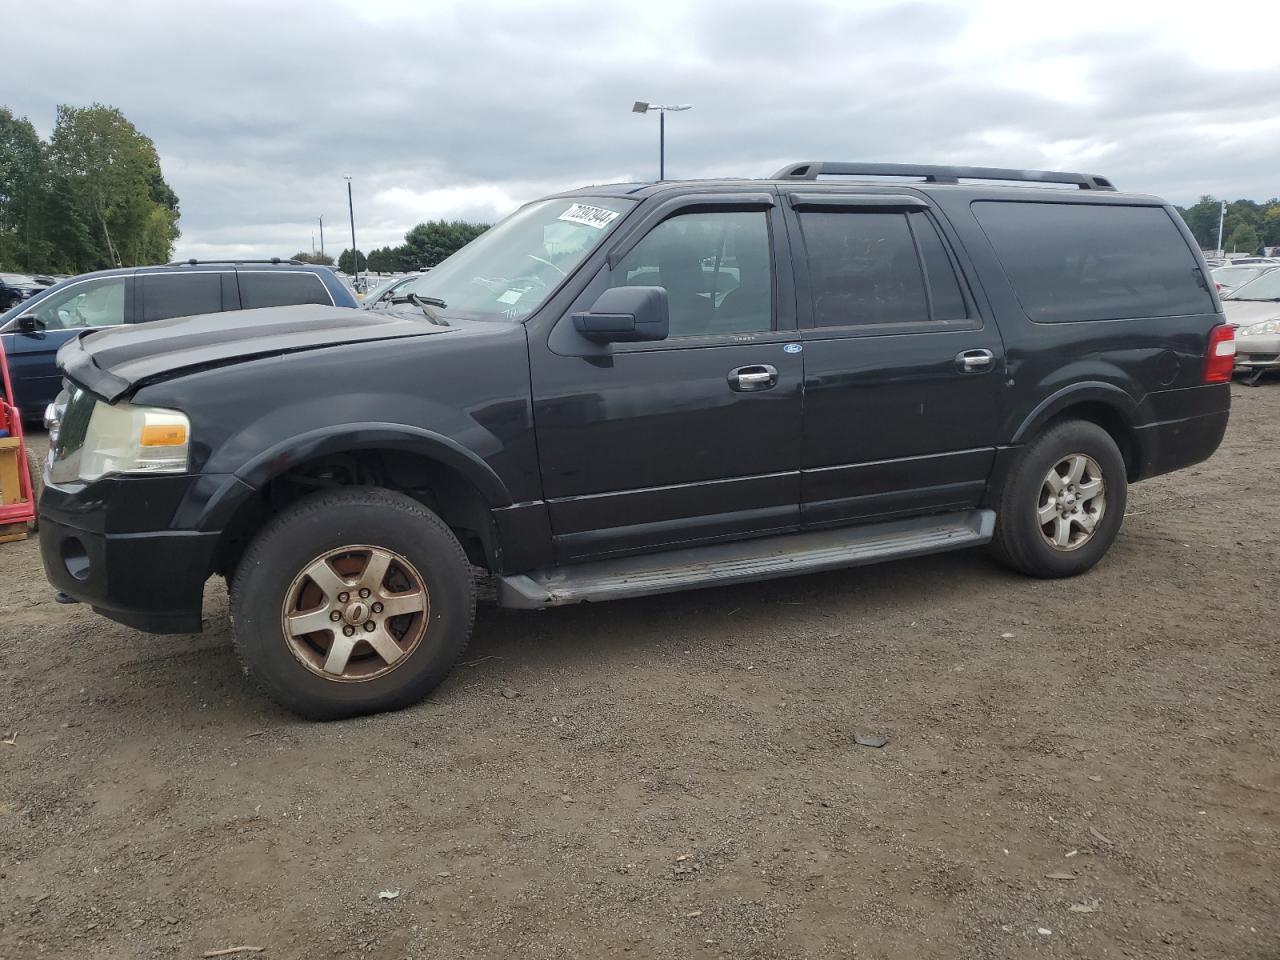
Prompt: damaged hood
<box><xmin>58</xmin><ymin>304</ymin><xmax>452</xmax><ymax>402</ymax></box>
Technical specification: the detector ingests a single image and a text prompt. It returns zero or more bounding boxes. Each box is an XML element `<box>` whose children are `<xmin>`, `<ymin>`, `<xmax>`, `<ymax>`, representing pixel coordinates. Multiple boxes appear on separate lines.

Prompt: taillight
<box><xmin>1203</xmin><ymin>323</ymin><xmax>1236</xmax><ymax>384</ymax></box>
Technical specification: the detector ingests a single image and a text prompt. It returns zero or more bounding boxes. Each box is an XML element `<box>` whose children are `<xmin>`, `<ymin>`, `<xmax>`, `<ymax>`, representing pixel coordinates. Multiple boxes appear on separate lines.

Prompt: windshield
<box><xmin>1225</xmin><ymin>268</ymin><xmax>1280</xmax><ymax>301</ymax></box>
<box><xmin>392</xmin><ymin>197</ymin><xmax>635</xmax><ymax>320</ymax></box>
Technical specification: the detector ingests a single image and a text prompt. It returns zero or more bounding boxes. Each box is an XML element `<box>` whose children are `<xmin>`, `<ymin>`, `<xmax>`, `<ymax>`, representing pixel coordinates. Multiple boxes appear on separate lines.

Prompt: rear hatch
<box><xmin>58</xmin><ymin>304</ymin><xmax>450</xmax><ymax>401</ymax></box>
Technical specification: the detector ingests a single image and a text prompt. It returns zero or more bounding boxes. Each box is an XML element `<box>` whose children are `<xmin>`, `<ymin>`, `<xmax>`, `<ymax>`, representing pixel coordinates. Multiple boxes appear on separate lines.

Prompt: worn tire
<box><xmin>229</xmin><ymin>487</ymin><xmax>475</xmax><ymax>720</ymax></box>
<box><xmin>25</xmin><ymin>447</ymin><xmax>43</xmax><ymax>532</ymax></box>
<box><xmin>990</xmin><ymin>420</ymin><xmax>1127</xmax><ymax>578</ymax></box>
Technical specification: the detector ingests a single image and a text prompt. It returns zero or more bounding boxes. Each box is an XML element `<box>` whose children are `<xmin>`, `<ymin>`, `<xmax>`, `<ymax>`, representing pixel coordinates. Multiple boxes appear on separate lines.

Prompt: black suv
<box><xmin>38</xmin><ymin>162</ymin><xmax>1233</xmax><ymax>719</ymax></box>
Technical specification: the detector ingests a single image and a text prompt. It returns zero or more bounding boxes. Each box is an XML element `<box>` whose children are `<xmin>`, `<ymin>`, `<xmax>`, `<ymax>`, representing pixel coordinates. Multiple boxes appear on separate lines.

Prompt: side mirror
<box><xmin>572</xmin><ymin>286</ymin><xmax>669</xmax><ymax>343</ymax></box>
<box><xmin>17</xmin><ymin>315</ymin><xmax>43</xmax><ymax>333</ymax></box>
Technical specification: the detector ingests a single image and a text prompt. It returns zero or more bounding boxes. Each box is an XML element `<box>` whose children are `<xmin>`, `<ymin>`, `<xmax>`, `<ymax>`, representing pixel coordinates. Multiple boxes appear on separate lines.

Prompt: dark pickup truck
<box><xmin>39</xmin><ymin>162</ymin><xmax>1233</xmax><ymax>719</ymax></box>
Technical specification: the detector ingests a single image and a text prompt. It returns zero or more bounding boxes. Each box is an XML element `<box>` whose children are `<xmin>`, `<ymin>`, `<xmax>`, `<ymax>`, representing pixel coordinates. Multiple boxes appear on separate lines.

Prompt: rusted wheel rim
<box><xmin>1037</xmin><ymin>454</ymin><xmax>1106</xmax><ymax>552</ymax></box>
<box><xmin>280</xmin><ymin>545</ymin><xmax>430</xmax><ymax>682</ymax></box>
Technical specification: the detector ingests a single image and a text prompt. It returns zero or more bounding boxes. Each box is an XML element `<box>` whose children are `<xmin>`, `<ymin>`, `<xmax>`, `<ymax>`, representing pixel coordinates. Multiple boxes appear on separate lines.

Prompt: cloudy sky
<box><xmin>8</xmin><ymin>0</ymin><xmax>1279</xmax><ymax>260</ymax></box>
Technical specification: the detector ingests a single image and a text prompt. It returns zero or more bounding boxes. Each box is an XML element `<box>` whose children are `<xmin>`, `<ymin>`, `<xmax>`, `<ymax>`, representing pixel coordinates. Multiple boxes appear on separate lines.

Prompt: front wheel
<box><xmin>990</xmin><ymin>420</ymin><xmax>1128</xmax><ymax>578</ymax></box>
<box><xmin>229</xmin><ymin>487</ymin><xmax>476</xmax><ymax>720</ymax></box>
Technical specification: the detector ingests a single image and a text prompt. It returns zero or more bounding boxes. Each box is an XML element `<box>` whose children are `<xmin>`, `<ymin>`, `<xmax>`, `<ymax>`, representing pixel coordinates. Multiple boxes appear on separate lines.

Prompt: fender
<box><xmin>185</xmin><ymin>422</ymin><xmax>513</xmax><ymax>533</ymax></box>
<box><xmin>1010</xmin><ymin>381</ymin><xmax>1141</xmax><ymax>444</ymax></box>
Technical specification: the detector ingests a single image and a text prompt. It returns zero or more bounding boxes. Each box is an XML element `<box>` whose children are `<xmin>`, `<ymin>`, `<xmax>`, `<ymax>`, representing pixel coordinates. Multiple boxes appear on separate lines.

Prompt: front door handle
<box><xmin>956</xmin><ymin>348</ymin><xmax>995</xmax><ymax>373</ymax></box>
<box><xmin>728</xmin><ymin>364</ymin><xmax>778</xmax><ymax>392</ymax></box>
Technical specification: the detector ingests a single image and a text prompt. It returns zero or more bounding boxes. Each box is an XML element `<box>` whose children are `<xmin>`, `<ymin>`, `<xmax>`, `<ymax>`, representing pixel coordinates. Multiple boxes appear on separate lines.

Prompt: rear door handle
<box><xmin>728</xmin><ymin>364</ymin><xmax>778</xmax><ymax>392</ymax></box>
<box><xmin>956</xmin><ymin>348</ymin><xmax>995</xmax><ymax>373</ymax></box>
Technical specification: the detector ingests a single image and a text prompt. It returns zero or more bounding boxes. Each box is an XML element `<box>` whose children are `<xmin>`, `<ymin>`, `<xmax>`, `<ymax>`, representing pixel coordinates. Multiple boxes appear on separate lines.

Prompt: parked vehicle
<box><xmin>0</xmin><ymin>260</ymin><xmax>357</xmax><ymax>419</ymax></box>
<box><xmin>38</xmin><ymin>162</ymin><xmax>1231</xmax><ymax>719</ymax></box>
<box><xmin>1222</xmin><ymin>268</ymin><xmax>1280</xmax><ymax>384</ymax></box>
<box><xmin>1211</xmin><ymin>263</ymin><xmax>1278</xmax><ymax>295</ymax></box>
<box><xmin>362</xmin><ymin>273</ymin><xmax>426</xmax><ymax>307</ymax></box>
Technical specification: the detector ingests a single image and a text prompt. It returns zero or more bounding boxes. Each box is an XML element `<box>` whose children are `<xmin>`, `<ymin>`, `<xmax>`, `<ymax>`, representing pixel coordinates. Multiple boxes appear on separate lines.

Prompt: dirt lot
<box><xmin>1</xmin><ymin>385</ymin><xmax>1276</xmax><ymax>960</ymax></box>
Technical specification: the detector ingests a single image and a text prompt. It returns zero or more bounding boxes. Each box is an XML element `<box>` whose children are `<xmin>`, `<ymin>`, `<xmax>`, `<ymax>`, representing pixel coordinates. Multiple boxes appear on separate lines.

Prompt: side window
<box><xmin>238</xmin><ymin>272</ymin><xmax>332</xmax><ymax>309</ymax></box>
<box><xmin>139</xmin><ymin>273</ymin><xmax>224</xmax><ymax>322</ymax></box>
<box><xmin>910</xmin><ymin>213</ymin><xmax>969</xmax><ymax>321</ymax></box>
<box><xmin>29</xmin><ymin>276</ymin><xmax>127</xmax><ymax>330</ymax></box>
<box><xmin>610</xmin><ymin>210</ymin><xmax>772</xmax><ymax>338</ymax></box>
<box><xmin>971</xmin><ymin>201</ymin><xmax>1216</xmax><ymax>322</ymax></box>
<box><xmin>798</xmin><ymin>211</ymin><xmax>928</xmax><ymax>327</ymax></box>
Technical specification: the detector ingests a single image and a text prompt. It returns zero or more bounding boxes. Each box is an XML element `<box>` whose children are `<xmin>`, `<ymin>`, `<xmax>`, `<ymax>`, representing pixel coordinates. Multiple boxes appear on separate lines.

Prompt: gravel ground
<box><xmin>1</xmin><ymin>384</ymin><xmax>1276</xmax><ymax>960</ymax></box>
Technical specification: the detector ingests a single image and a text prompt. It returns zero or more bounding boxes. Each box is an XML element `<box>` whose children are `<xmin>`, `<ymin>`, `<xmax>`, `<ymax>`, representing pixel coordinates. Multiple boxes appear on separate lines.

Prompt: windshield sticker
<box><xmin>496</xmin><ymin>289</ymin><xmax>523</xmax><ymax>305</ymax></box>
<box><xmin>557</xmin><ymin>203</ymin><xmax>620</xmax><ymax>230</ymax></box>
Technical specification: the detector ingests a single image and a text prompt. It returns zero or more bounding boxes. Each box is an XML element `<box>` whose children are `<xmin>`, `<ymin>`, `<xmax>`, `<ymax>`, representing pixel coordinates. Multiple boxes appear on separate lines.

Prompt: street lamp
<box><xmin>344</xmin><ymin>176</ymin><xmax>359</xmax><ymax>288</ymax></box>
<box><xmin>632</xmin><ymin>101</ymin><xmax>691</xmax><ymax>181</ymax></box>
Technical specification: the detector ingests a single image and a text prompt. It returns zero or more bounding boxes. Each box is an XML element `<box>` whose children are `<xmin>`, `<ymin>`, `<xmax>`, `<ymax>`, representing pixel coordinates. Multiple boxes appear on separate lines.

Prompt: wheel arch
<box><xmin>202</xmin><ymin>424</ymin><xmax>513</xmax><ymax>579</ymax></box>
<box><xmin>1011</xmin><ymin>382</ymin><xmax>1144</xmax><ymax>481</ymax></box>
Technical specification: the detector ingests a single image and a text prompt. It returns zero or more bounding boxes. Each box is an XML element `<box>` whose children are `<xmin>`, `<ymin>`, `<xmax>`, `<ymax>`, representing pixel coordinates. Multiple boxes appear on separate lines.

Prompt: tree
<box><xmin>292</xmin><ymin>251</ymin><xmax>335</xmax><ymax>266</ymax></box>
<box><xmin>401</xmin><ymin>220</ymin><xmax>489</xmax><ymax>269</ymax></box>
<box><xmin>338</xmin><ymin>248</ymin><xmax>366</xmax><ymax>273</ymax></box>
<box><xmin>47</xmin><ymin>104</ymin><xmax>179</xmax><ymax>270</ymax></box>
<box><xmin>1226</xmin><ymin>223</ymin><xmax>1260</xmax><ymax>254</ymax></box>
<box><xmin>1177</xmin><ymin>196</ymin><xmax>1223</xmax><ymax>250</ymax></box>
<box><xmin>0</xmin><ymin>108</ymin><xmax>46</xmax><ymax>272</ymax></box>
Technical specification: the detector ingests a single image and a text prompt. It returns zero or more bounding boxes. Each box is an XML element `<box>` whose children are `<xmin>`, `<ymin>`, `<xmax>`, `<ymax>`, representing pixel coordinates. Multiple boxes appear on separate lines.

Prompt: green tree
<box><xmin>338</xmin><ymin>248</ymin><xmax>366</xmax><ymax>273</ymax></box>
<box><xmin>0</xmin><ymin>108</ymin><xmax>47</xmax><ymax>272</ymax></box>
<box><xmin>1226</xmin><ymin>223</ymin><xmax>1260</xmax><ymax>254</ymax></box>
<box><xmin>401</xmin><ymin>219</ymin><xmax>489</xmax><ymax>269</ymax></box>
<box><xmin>47</xmin><ymin>103</ymin><xmax>179</xmax><ymax>269</ymax></box>
<box><xmin>1177</xmin><ymin>196</ymin><xmax>1223</xmax><ymax>250</ymax></box>
<box><xmin>292</xmin><ymin>251</ymin><xmax>335</xmax><ymax>266</ymax></box>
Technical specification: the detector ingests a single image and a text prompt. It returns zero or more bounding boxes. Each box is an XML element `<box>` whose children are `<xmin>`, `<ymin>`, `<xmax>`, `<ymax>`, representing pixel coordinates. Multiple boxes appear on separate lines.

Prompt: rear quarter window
<box><xmin>238</xmin><ymin>271</ymin><xmax>332</xmax><ymax>309</ymax></box>
<box><xmin>972</xmin><ymin>201</ymin><xmax>1215</xmax><ymax>323</ymax></box>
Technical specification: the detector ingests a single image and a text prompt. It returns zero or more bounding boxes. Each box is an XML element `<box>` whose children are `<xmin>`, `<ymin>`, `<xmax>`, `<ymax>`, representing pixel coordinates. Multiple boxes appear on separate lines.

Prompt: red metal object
<box><xmin>0</xmin><ymin>334</ymin><xmax>37</xmax><ymax>527</ymax></box>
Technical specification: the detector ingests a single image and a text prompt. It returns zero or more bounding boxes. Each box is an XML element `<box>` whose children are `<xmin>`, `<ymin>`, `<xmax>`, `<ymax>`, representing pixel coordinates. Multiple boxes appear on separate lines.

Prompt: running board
<box><xmin>497</xmin><ymin>509</ymin><xmax>995</xmax><ymax>609</ymax></box>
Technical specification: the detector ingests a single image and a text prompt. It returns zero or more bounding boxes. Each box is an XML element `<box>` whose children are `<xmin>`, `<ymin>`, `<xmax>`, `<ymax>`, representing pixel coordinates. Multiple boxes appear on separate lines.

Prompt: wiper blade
<box><xmin>407</xmin><ymin>293</ymin><xmax>449</xmax><ymax>326</ymax></box>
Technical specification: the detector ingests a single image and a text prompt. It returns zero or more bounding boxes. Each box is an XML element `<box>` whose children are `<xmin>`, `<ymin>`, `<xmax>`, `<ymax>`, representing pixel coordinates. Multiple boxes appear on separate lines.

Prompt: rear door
<box><xmin>135</xmin><ymin>271</ymin><xmax>234</xmax><ymax>322</ymax></box>
<box><xmin>782</xmin><ymin>191</ymin><xmax>1006</xmax><ymax>526</ymax></box>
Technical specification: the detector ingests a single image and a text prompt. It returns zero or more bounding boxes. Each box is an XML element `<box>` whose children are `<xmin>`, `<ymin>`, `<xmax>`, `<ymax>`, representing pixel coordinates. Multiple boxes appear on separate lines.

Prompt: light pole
<box><xmin>632</xmin><ymin>102</ymin><xmax>691</xmax><ymax>181</ymax></box>
<box><xmin>1216</xmin><ymin>200</ymin><xmax>1226</xmax><ymax>258</ymax></box>
<box><xmin>319</xmin><ymin>215</ymin><xmax>325</xmax><ymax>260</ymax></box>
<box><xmin>344</xmin><ymin>177</ymin><xmax>358</xmax><ymax>287</ymax></box>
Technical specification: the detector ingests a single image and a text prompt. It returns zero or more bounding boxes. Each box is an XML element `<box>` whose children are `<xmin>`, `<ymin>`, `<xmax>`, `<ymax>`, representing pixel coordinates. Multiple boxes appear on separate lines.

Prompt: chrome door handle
<box><xmin>728</xmin><ymin>364</ymin><xmax>778</xmax><ymax>391</ymax></box>
<box><xmin>956</xmin><ymin>348</ymin><xmax>994</xmax><ymax>373</ymax></box>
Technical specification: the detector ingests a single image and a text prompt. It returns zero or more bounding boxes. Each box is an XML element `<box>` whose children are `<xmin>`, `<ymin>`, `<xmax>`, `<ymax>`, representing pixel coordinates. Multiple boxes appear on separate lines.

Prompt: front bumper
<box><xmin>37</xmin><ymin>475</ymin><xmax>224</xmax><ymax>634</ymax></box>
<box><xmin>1234</xmin><ymin>330</ymin><xmax>1280</xmax><ymax>370</ymax></box>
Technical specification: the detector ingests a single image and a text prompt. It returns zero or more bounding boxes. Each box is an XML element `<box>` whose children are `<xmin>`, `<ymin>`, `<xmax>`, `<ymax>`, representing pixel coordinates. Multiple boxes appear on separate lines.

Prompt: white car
<box><xmin>1223</xmin><ymin>269</ymin><xmax>1280</xmax><ymax>384</ymax></box>
<box><xmin>1212</xmin><ymin>263</ymin><xmax>1278</xmax><ymax>296</ymax></box>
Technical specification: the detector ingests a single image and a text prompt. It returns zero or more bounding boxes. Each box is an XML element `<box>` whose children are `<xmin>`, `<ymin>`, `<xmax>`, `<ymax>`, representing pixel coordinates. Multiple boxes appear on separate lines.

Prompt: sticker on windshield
<box><xmin>557</xmin><ymin>203</ymin><xmax>620</xmax><ymax>230</ymax></box>
<box><xmin>497</xmin><ymin>289</ymin><xmax>523</xmax><ymax>305</ymax></box>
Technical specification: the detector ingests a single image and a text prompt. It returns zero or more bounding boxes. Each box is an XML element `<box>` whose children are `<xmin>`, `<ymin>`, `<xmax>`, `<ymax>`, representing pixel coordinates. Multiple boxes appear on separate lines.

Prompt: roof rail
<box><xmin>771</xmin><ymin>162</ymin><xmax>1117</xmax><ymax>191</ymax></box>
<box><xmin>165</xmin><ymin>257</ymin><xmax>305</xmax><ymax>266</ymax></box>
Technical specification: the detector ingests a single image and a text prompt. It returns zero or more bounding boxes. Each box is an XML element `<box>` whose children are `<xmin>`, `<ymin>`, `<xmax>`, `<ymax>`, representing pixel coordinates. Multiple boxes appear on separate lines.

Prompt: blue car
<box><xmin>0</xmin><ymin>260</ymin><xmax>357</xmax><ymax>421</ymax></box>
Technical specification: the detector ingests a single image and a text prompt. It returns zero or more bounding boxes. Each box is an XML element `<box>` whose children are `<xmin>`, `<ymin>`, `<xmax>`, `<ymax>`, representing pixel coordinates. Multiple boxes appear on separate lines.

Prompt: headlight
<box><xmin>1240</xmin><ymin>319</ymin><xmax>1280</xmax><ymax>337</ymax></box>
<box><xmin>76</xmin><ymin>401</ymin><xmax>190</xmax><ymax>481</ymax></box>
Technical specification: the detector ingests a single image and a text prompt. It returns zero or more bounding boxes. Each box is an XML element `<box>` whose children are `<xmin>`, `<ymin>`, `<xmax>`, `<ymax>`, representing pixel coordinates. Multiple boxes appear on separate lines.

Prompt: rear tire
<box><xmin>229</xmin><ymin>487</ymin><xmax>475</xmax><ymax>720</ymax></box>
<box><xmin>990</xmin><ymin>420</ymin><xmax>1127</xmax><ymax>578</ymax></box>
<box><xmin>25</xmin><ymin>447</ymin><xmax>43</xmax><ymax>532</ymax></box>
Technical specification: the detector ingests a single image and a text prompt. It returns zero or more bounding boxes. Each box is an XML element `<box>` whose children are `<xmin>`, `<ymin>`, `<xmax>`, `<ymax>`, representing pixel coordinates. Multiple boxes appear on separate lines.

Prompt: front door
<box><xmin>4</xmin><ymin>274</ymin><xmax>133</xmax><ymax>416</ymax></box>
<box><xmin>531</xmin><ymin>198</ymin><xmax>805</xmax><ymax>563</ymax></box>
<box><xmin>781</xmin><ymin>193</ymin><xmax>1006</xmax><ymax>526</ymax></box>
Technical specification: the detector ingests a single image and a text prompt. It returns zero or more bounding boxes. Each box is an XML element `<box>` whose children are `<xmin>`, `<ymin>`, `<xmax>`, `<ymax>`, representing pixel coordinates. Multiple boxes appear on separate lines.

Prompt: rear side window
<box><xmin>238</xmin><ymin>271</ymin><xmax>332</xmax><ymax>309</ymax></box>
<box><xmin>139</xmin><ymin>273</ymin><xmax>224</xmax><ymax>322</ymax></box>
<box><xmin>972</xmin><ymin>202</ymin><xmax>1214</xmax><ymax>323</ymax></box>
<box><xmin>796</xmin><ymin>210</ymin><xmax>969</xmax><ymax>327</ymax></box>
<box><xmin>799</xmin><ymin>211</ymin><xmax>926</xmax><ymax>326</ymax></box>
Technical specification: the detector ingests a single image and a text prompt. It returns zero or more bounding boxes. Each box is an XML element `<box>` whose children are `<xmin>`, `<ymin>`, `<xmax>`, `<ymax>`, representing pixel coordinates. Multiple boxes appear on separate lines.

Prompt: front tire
<box><xmin>990</xmin><ymin>420</ymin><xmax>1127</xmax><ymax>578</ymax></box>
<box><xmin>229</xmin><ymin>487</ymin><xmax>476</xmax><ymax>720</ymax></box>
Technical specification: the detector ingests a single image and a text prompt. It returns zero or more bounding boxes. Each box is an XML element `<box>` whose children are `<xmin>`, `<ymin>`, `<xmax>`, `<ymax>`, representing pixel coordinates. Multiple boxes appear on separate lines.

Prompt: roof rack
<box><xmin>771</xmin><ymin>162</ymin><xmax>1116</xmax><ymax>191</ymax></box>
<box><xmin>165</xmin><ymin>257</ymin><xmax>305</xmax><ymax>266</ymax></box>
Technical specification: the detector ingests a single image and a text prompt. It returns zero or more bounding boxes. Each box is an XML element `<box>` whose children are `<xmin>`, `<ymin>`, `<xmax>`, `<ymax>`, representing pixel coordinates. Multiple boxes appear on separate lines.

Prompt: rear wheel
<box><xmin>229</xmin><ymin>487</ymin><xmax>475</xmax><ymax>720</ymax></box>
<box><xmin>25</xmin><ymin>447</ymin><xmax>43</xmax><ymax>532</ymax></box>
<box><xmin>991</xmin><ymin>420</ymin><xmax>1127</xmax><ymax>578</ymax></box>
